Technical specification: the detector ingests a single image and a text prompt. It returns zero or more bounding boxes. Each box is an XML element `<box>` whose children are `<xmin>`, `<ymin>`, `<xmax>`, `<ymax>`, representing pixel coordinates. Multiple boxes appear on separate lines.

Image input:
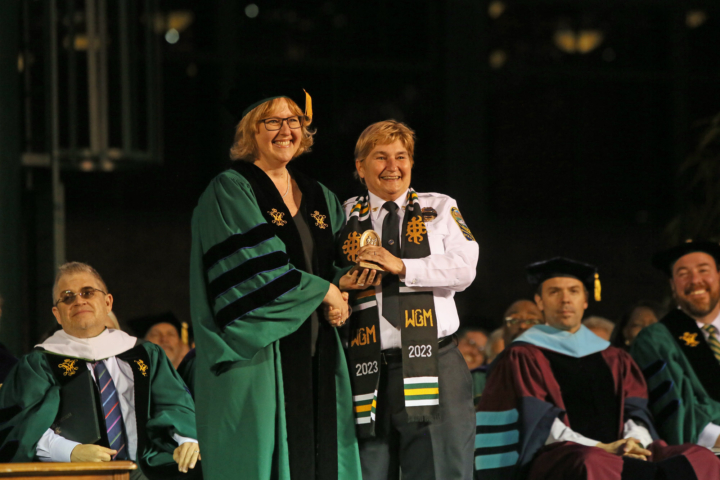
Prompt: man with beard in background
<box><xmin>632</xmin><ymin>241</ymin><xmax>720</xmax><ymax>448</ymax></box>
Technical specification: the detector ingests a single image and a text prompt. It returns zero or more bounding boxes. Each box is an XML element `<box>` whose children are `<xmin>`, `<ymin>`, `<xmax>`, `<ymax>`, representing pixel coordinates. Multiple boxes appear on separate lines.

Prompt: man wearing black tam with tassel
<box><xmin>189</xmin><ymin>85</ymin><xmax>361</xmax><ymax>480</ymax></box>
<box><xmin>631</xmin><ymin>240</ymin><xmax>720</xmax><ymax>448</ymax></box>
<box><xmin>475</xmin><ymin>257</ymin><xmax>720</xmax><ymax>480</ymax></box>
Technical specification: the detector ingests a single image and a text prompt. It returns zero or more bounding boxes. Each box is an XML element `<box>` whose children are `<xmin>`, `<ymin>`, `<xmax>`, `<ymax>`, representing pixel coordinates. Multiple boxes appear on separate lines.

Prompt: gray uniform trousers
<box><xmin>358</xmin><ymin>341</ymin><xmax>475</xmax><ymax>480</ymax></box>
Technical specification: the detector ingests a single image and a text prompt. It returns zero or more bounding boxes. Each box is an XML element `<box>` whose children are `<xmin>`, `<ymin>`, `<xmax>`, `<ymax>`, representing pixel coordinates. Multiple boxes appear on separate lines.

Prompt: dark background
<box><xmin>4</xmin><ymin>0</ymin><xmax>720</xmax><ymax>352</ymax></box>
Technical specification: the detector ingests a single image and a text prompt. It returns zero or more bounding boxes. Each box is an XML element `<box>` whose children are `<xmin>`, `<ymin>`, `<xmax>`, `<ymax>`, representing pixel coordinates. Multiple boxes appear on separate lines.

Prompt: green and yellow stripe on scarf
<box><xmin>338</xmin><ymin>188</ymin><xmax>440</xmax><ymax>438</ymax></box>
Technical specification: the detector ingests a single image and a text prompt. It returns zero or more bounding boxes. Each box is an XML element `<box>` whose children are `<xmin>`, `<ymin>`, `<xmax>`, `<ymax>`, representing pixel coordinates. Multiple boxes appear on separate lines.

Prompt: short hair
<box><xmin>53</xmin><ymin>262</ymin><xmax>108</xmax><ymax>301</ymax></box>
<box><xmin>582</xmin><ymin>316</ymin><xmax>615</xmax><ymax>336</ymax></box>
<box><xmin>457</xmin><ymin>327</ymin><xmax>488</xmax><ymax>341</ymax></box>
<box><xmin>611</xmin><ymin>300</ymin><xmax>666</xmax><ymax>349</ymax></box>
<box><xmin>353</xmin><ymin>120</ymin><xmax>416</xmax><ymax>184</ymax></box>
<box><xmin>503</xmin><ymin>299</ymin><xmax>538</xmax><ymax>318</ymax></box>
<box><xmin>536</xmin><ymin>281</ymin><xmax>589</xmax><ymax>300</ymax></box>
<box><xmin>229</xmin><ymin>97</ymin><xmax>315</xmax><ymax>162</ymax></box>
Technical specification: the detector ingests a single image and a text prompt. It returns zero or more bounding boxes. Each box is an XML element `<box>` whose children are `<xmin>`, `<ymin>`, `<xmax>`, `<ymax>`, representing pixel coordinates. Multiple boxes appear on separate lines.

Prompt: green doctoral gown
<box><xmin>0</xmin><ymin>339</ymin><xmax>197</xmax><ymax>479</ymax></box>
<box><xmin>189</xmin><ymin>164</ymin><xmax>361</xmax><ymax>480</ymax></box>
<box><xmin>630</xmin><ymin>309</ymin><xmax>720</xmax><ymax>445</ymax></box>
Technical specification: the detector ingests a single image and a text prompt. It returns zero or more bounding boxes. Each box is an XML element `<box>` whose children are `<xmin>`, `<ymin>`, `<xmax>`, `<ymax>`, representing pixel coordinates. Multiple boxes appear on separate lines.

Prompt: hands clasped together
<box><xmin>323</xmin><ymin>245</ymin><xmax>406</xmax><ymax>327</ymax></box>
<box><xmin>596</xmin><ymin>438</ymin><xmax>652</xmax><ymax>461</ymax></box>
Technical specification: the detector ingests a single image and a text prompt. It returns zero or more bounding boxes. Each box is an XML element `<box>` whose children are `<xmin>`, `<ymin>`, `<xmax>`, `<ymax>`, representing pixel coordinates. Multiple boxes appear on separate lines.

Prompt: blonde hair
<box><xmin>53</xmin><ymin>262</ymin><xmax>108</xmax><ymax>300</ymax></box>
<box><xmin>353</xmin><ymin>120</ymin><xmax>416</xmax><ymax>184</ymax></box>
<box><xmin>229</xmin><ymin>97</ymin><xmax>315</xmax><ymax>162</ymax></box>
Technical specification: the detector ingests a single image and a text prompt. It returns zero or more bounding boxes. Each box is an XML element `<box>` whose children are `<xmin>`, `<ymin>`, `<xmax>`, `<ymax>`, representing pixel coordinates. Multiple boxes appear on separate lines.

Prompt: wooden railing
<box><xmin>0</xmin><ymin>461</ymin><xmax>137</xmax><ymax>479</ymax></box>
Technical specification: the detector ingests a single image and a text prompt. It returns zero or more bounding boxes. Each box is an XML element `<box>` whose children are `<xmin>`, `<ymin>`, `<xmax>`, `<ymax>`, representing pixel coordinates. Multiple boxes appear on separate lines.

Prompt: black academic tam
<box><xmin>651</xmin><ymin>240</ymin><xmax>720</xmax><ymax>277</ymax></box>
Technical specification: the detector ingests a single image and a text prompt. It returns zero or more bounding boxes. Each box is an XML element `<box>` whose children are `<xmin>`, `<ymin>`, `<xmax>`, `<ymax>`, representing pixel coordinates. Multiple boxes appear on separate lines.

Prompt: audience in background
<box><xmin>467</xmin><ymin>299</ymin><xmax>545</xmax><ymax>405</ymax></box>
<box><xmin>461</xmin><ymin>327</ymin><xmax>494</xmax><ymax>405</ymax></box>
<box><xmin>583</xmin><ymin>315</ymin><xmax>615</xmax><ymax>341</ymax></box>
<box><xmin>457</xmin><ymin>328</ymin><xmax>488</xmax><ymax>370</ymax></box>
<box><xmin>612</xmin><ymin>300</ymin><xmax>664</xmax><ymax>349</ymax></box>
<box><xmin>128</xmin><ymin>312</ymin><xmax>191</xmax><ymax>369</ymax></box>
<box><xmin>484</xmin><ymin>328</ymin><xmax>505</xmax><ymax>365</ymax></box>
<box><xmin>502</xmin><ymin>299</ymin><xmax>544</xmax><ymax>346</ymax></box>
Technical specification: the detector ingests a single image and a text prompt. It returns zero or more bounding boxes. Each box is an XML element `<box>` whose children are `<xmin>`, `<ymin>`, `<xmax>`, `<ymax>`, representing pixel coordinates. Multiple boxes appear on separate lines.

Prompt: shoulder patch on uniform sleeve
<box><xmin>450</xmin><ymin>207</ymin><xmax>475</xmax><ymax>241</ymax></box>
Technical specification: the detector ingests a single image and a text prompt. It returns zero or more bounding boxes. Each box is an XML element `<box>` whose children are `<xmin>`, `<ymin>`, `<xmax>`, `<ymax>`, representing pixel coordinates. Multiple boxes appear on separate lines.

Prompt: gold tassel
<box><xmin>181</xmin><ymin>322</ymin><xmax>189</xmax><ymax>345</ymax></box>
<box><xmin>594</xmin><ymin>273</ymin><xmax>601</xmax><ymax>302</ymax></box>
<box><xmin>303</xmin><ymin>89</ymin><xmax>313</xmax><ymax>120</ymax></box>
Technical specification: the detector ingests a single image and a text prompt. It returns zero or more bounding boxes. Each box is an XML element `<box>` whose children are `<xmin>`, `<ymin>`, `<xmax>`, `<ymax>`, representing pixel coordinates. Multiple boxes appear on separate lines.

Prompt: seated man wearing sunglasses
<box><xmin>0</xmin><ymin>262</ymin><xmax>200</xmax><ymax>480</ymax></box>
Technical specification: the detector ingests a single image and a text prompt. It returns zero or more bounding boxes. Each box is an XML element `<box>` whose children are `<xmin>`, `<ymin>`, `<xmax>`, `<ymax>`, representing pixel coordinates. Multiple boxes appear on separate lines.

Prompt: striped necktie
<box><xmin>702</xmin><ymin>325</ymin><xmax>720</xmax><ymax>365</ymax></box>
<box><xmin>92</xmin><ymin>361</ymin><xmax>128</xmax><ymax>460</ymax></box>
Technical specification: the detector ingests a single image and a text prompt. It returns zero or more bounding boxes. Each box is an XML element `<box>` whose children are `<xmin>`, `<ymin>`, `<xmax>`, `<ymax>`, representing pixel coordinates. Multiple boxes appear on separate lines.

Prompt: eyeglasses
<box><xmin>504</xmin><ymin>317</ymin><xmax>543</xmax><ymax>327</ymax></box>
<box><xmin>259</xmin><ymin>116</ymin><xmax>304</xmax><ymax>131</ymax></box>
<box><xmin>459</xmin><ymin>338</ymin><xmax>485</xmax><ymax>353</ymax></box>
<box><xmin>55</xmin><ymin>287</ymin><xmax>107</xmax><ymax>306</ymax></box>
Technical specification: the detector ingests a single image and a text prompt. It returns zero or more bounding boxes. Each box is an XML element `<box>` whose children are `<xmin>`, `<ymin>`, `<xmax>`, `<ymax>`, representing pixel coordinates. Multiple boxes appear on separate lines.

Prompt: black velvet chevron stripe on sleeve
<box><xmin>649</xmin><ymin>380</ymin><xmax>674</xmax><ymax>407</ymax></box>
<box><xmin>202</xmin><ymin>223</ymin><xmax>275</xmax><ymax>271</ymax></box>
<box><xmin>642</xmin><ymin>360</ymin><xmax>666</xmax><ymax>382</ymax></box>
<box><xmin>214</xmin><ymin>269</ymin><xmax>303</xmax><ymax>331</ymax></box>
<box><xmin>208</xmin><ymin>251</ymin><xmax>289</xmax><ymax>299</ymax></box>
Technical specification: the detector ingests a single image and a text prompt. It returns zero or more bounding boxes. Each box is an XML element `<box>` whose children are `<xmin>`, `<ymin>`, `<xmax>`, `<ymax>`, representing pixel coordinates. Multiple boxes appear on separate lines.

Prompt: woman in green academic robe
<box><xmin>189</xmin><ymin>89</ymin><xmax>362</xmax><ymax>480</ymax></box>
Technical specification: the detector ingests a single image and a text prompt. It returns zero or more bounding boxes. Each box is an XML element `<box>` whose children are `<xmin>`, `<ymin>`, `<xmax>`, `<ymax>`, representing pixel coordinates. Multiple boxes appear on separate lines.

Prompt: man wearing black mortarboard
<box><xmin>631</xmin><ymin>240</ymin><xmax>720</xmax><ymax>449</ymax></box>
<box><xmin>475</xmin><ymin>257</ymin><xmax>720</xmax><ymax>480</ymax></box>
<box><xmin>128</xmin><ymin>313</ymin><xmax>191</xmax><ymax>370</ymax></box>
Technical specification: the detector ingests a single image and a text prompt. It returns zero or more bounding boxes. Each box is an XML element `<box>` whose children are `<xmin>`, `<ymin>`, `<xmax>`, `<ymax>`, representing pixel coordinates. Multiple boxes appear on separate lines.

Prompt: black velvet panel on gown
<box><xmin>540</xmin><ymin>350</ymin><xmax>620</xmax><ymax>444</ymax></box>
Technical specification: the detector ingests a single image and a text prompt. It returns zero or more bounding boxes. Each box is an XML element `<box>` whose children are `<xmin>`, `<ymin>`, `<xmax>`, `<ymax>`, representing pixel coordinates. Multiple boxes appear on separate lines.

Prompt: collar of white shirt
<box><xmin>38</xmin><ymin>328</ymin><xmax>138</xmax><ymax>361</ymax></box>
<box><xmin>694</xmin><ymin>307</ymin><xmax>720</xmax><ymax>337</ymax></box>
<box><xmin>368</xmin><ymin>189</ymin><xmax>409</xmax><ymax>223</ymax></box>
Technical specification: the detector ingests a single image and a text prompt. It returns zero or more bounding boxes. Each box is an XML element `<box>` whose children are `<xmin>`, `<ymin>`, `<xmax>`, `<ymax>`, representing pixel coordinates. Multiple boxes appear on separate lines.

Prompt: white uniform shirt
<box><xmin>694</xmin><ymin>308</ymin><xmax>720</xmax><ymax>449</ymax></box>
<box><xmin>35</xmin><ymin>329</ymin><xmax>197</xmax><ymax>462</ymax></box>
<box><xmin>343</xmin><ymin>190</ymin><xmax>479</xmax><ymax>350</ymax></box>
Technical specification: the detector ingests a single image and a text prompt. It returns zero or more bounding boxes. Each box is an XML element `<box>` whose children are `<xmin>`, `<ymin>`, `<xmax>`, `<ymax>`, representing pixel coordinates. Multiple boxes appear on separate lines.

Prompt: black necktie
<box><xmin>381</xmin><ymin>201</ymin><xmax>400</xmax><ymax>327</ymax></box>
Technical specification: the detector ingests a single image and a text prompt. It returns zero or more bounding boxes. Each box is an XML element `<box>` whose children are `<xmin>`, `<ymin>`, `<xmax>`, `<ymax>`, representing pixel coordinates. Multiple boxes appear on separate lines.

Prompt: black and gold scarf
<box><xmin>338</xmin><ymin>189</ymin><xmax>440</xmax><ymax>438</ymax></box>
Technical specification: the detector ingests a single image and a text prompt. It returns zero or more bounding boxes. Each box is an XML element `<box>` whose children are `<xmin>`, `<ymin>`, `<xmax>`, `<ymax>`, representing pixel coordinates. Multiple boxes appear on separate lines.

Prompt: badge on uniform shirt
<box><xmin>421</xmin><ymin>207</ymin><xmax>437</xmax><ymax>223</ymax></box>
<box><xmin>450</xmin><ymin>207</ymin><xmax>475</xmax><ymax>241</ymax></box>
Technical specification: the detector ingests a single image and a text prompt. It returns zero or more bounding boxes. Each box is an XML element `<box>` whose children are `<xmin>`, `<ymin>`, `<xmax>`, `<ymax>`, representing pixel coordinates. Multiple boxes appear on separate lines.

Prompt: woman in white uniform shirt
<box><xmin>337</xmin><ymin>120</ymin><xmax>478</xmax><ymax>480</ymax></box>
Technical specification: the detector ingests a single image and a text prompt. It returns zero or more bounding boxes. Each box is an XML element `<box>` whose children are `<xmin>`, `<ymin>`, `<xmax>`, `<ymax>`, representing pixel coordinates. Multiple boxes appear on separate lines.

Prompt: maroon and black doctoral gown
<box><xmin>474</xmin><ymin>325</ymin><xmax>720</xmax><ymax>480</ymax></box>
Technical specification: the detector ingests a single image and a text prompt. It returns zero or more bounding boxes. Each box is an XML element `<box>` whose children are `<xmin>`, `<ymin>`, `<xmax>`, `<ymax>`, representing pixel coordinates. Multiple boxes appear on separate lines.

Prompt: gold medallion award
<box><xmin>353</xmin><ymin>230</ymin><xmax>385</xmax><ymax>273</ymax></box>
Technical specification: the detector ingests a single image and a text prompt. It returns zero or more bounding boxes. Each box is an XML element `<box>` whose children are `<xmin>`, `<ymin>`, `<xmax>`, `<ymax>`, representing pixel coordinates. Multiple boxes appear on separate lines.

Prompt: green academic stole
<box><xmin>338</xmin><ymin>189</ymin><xmax>439</xmax><ymax>437</ymax></box>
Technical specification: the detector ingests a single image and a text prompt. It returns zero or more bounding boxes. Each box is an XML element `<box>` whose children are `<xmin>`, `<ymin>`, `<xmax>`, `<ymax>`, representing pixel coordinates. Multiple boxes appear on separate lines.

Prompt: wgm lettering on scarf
<box><xmin>405</xmin><ymin>309</ymin><xmax>434</xmax><ymax>327</ymax></box>
<box><xmin>351</xmin><ymin>326</ymin><xmax>377</xmax><ymax>346</ymax></box>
